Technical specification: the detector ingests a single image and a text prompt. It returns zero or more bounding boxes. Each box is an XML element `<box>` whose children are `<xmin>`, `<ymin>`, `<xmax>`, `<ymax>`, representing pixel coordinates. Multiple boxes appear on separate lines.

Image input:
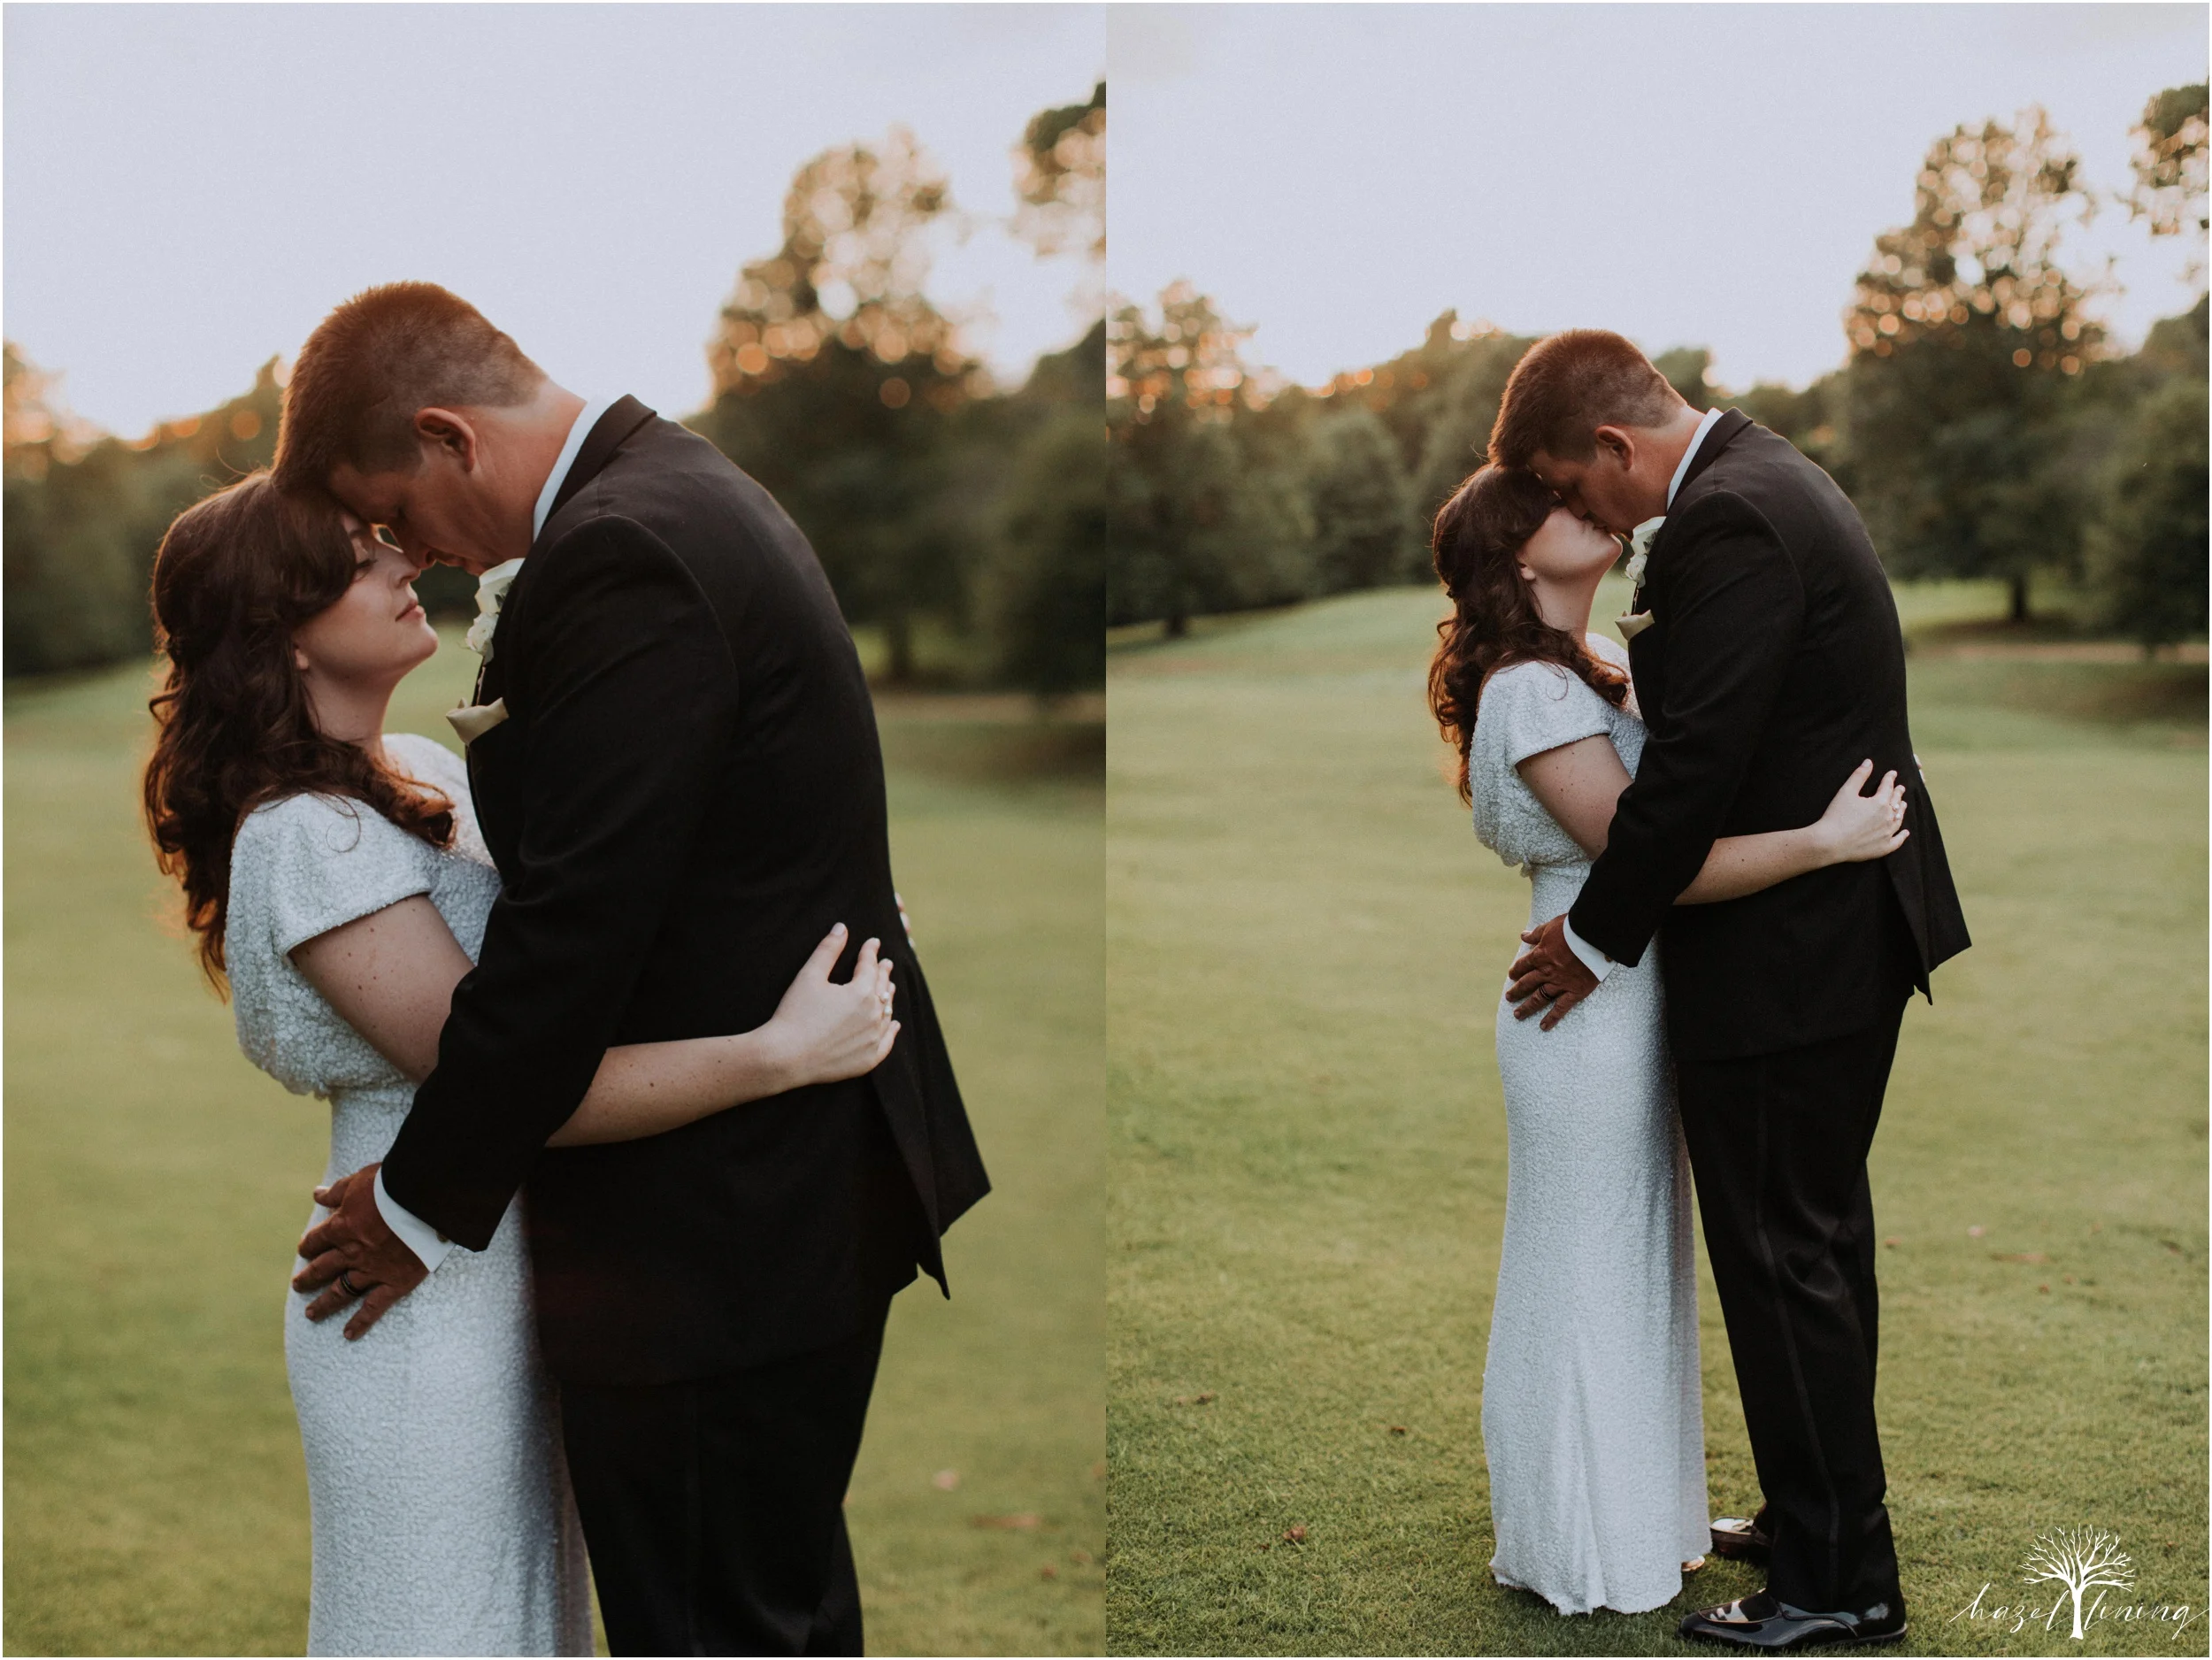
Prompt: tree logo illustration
<box><xmin>2023</xmin><ymin>1526</ymin><xmax>2136</xmax><ymax>1640</ymax></box>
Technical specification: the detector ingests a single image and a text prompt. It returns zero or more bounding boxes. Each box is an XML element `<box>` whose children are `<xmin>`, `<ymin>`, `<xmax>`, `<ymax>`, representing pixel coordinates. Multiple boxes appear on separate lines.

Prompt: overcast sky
<box><xmin>1110</xmin><ymin>4</ymin><xmax>2208</xmax><ymax>391</ymax></box>
<box><xmin>5</xmin><ymin>4</ymin><xmax>1103</xmax><ymax>435</ymax></box>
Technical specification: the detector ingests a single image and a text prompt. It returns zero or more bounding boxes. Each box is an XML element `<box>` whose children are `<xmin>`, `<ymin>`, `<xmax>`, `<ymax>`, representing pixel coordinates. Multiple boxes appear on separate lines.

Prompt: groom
<box><xmin>1494</xmin><ymin>332</ymin><xmax>1967</xmax><ymax>1649</ymax></box>
<box><xmin>277</xmin><ymin>282</ymin><xmax>988</xmax><ymax>1654</ymax></box>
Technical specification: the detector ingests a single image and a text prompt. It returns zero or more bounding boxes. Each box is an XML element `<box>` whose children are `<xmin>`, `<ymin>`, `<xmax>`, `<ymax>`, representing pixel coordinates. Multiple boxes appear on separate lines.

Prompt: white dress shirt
<box><xmin>1559</xmin><ymin>404</ymin><xmax>1727</xmax><ymax>985</ymax></box>
<box><xmin>371</xmin><ymin>395</ymin><xmax>611</xmax><ymax>1273</ymax></box>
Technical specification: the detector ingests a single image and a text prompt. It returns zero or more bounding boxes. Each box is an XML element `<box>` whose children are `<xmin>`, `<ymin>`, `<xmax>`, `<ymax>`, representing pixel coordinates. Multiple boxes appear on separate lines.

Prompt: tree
<box><xmin>2084</xmin><ymin>296</ymin><xmax>2208</xmax><ymax>648</ymax></box>
<box><xmin>1108</xmin><ymin>284</ymin><xmax>1315</xmax><ymax>634</ymax></box>
<box><xmin>2023</xmin><ymin>1526</ymin><xmax>2134</xmax><ymax>1641</ymax></box>
<box><xmin>1306</xmin><ymin>406</ymin><xmax>1416</xmax><ymax>592</ymax></box>
<box><xmin>1408</xmin><ymin>320</ymin><xmax>1534</xmax><ymax>522</ymax></box>
<box><xmin>1652</xmin><ymin>346</ymin><xmax>1715</xmax><ymax>410</ymax></box>
<box><xmin>4</xmin><ymin>352</ymin><xmax>288</xmax><ymax>675</ymax></box>
<box><xmin>690</xmin><ymin>129</ymin><xmax>981</xmax><ymax>680</ymax></box>
<box><xmin>1842</xmin><ymin>107</ymin><xmax>2104</xmax><ymax>620</ymax></box>
<box><xmin>1011</xmin><ymin>81</ymin><xmax>1104</xmax><ymax>264</ymax></box>
<box><xmin>976</xmin><ymin>321</ymin><xmax>1106</xmax><ymax>696</ymax></box>
<box><xmin>2126</xmin><ymin>81</ymin><xmax>2208</xmax><ymax>284</ymax></box>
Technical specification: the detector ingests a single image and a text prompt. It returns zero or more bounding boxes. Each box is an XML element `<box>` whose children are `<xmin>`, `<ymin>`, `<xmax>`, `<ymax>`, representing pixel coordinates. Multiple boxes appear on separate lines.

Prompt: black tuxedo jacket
<box><xmin>380</xmin><ymin>398</ymin><xmax>989</xmax><ymax>1385</ymax></box>
<box><xmin>1567</xmin><ymin>410</ymin><xmax>1970</xmax><ymax>1061</ymax></box>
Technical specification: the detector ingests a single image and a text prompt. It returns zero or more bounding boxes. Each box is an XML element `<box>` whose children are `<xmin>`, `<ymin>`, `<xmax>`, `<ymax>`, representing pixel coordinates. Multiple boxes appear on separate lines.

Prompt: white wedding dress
<box><xmin>226</xmin><ymin>733</ymin><xmax>593</xmax><ymax>1657</ymax></box>
<box><xmin>1469</xmin><ymin>635</ymin><xmax>1710</xmax><ymax>1617</ymax></box>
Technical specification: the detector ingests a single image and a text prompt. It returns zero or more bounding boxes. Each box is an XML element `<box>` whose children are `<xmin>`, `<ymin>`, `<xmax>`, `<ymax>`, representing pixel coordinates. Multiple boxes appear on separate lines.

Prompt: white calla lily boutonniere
<box><xmin>465</xmin><ymin>557</ymin><xmax>527</xmax><ymax>662</ymax></box>
<box><xmin>1618</xmin><ymin>517</ymin><xmax>1664</xmax><ymax>641</ymax></box>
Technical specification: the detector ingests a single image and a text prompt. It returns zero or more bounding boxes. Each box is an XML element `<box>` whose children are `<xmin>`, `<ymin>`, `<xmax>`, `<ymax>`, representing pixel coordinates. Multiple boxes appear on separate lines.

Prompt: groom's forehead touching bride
<box><xmin>273</xmin><ymin>281</ymin><xmax>588</xmax><ymax>577</ymax></box>
<box><xmin>1488</xmin><ymin>330</ymin><xmax>1704</xmax><ymax>536</ymax></box>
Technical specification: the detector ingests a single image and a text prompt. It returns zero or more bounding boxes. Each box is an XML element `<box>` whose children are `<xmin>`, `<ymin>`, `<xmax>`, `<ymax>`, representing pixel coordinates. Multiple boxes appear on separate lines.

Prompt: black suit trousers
<box><xmin>559</xmin><ymin>1303</ymin><xmax>891</xmax><ymax>1656</ymax></box>
<box><xmin>1675</xmin><ymin>988</ymin><xmax>1912</xmax><ymax>1617</ymax></box>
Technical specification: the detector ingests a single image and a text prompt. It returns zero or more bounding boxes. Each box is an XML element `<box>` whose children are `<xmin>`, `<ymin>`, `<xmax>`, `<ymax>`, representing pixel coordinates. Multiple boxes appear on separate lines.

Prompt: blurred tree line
<box><xmin>4</xmin><ymin>87</ymin><xmax>1106</xmax><ymax>696</ymax></box>
<box><xmin>1110</xmin><ymin>85</ymin><xmax>2207</xmax><ymax>649</ymax></box>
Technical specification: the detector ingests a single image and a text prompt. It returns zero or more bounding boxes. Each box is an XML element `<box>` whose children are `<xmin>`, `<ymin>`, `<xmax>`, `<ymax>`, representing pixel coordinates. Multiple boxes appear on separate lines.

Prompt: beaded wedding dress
<box><xmin>1468</xmin><ymin>634</ymin><xmax>1710</xmax><ymax>1617</ymax></box>
<box><xmin>226</xmin><ymin>733</ymin><xmax>592</xmax><ymax>1656</ymax></box>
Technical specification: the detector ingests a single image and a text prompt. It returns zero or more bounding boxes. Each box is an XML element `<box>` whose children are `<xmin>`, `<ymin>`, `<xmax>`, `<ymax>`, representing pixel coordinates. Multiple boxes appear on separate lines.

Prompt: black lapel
<box><xmin>1636</xmin><ymin>410</ymin><xmax>1755</xmax><ymax>611</ymax></box>
<box><xmin>1673</xmin><ymin>407</ymin><xmax>1752</xmax><ymax>501</ymax></box>
<box><xmin>539</xmin><ymin>395</ymin><xmax>657</xmax><ymax>539</ymax></box>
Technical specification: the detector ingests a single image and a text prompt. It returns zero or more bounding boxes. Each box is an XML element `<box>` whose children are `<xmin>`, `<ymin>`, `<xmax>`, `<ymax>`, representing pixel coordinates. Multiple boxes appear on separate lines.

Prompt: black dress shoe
<box><xmin>1678</xmin><ymin>1590</ymin><xmax>1908</xmax><ymax>1650</ymax></box>
<box><xmin>1709</xmin><ymin>1507</ymin><xmax>1773</xmax><ymax>1563</ymax></box>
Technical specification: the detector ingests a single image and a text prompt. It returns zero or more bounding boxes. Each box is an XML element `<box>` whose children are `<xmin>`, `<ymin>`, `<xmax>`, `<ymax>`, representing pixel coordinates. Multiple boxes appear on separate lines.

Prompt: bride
<box><xmin>142</xmin><ymin>473</ymin><xmax>901</xmax><ymax>1656</ymax></box>
<box><xmin>1426</xmin><ymin>465</ymin><xmax>1907</xmax><ymax>1619</ymax></box>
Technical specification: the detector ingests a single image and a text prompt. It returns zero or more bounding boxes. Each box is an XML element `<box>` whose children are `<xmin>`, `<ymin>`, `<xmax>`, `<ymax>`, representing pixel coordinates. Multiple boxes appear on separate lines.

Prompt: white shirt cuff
<box><xmin>373</xmin><ymin>1168</ymin><xmax>454</xmax><ymax>1274</ymax></box>
<box><xmin>1562</xmin><ymin>917</ymin><xmax>1614</xmax><ymax>982</ymax></box>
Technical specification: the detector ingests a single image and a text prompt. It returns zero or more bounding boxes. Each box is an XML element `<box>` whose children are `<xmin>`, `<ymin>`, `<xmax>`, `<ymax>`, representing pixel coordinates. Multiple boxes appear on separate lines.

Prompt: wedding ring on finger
<box><xmin>335</xmin><ymin>1268</ymin><xmax>371</xmax><ymax>1299</ymax></box>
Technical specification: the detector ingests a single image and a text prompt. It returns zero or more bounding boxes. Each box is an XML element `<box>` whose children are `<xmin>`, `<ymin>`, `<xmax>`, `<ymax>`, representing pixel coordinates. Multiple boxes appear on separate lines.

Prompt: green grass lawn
<box><xmin>1105</xmin><ymin>582</ymin><xmax>2207</xmax><ymax>1656</ymax></box>
<box><xmin>4</xmin><ymin>625</ymin><xmax>1102</xmax><ymax>1656</ymax></box>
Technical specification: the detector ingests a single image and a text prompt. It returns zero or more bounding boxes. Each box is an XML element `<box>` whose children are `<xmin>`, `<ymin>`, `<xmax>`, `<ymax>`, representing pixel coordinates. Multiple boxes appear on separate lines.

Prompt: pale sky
<box><xmin>1109</xmin><ymin>4</ymin><xmax>2208</xmax><ymax>391</ymax></box>
<box><xmin>4</xmin><ymin>4</ymin><xmax>1104</xmax><ymax>436</ymax></box>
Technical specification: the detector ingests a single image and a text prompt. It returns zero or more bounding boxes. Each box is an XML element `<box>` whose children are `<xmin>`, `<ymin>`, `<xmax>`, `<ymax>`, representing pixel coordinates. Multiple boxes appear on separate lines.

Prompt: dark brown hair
<box><xmin>1427</xmin><ymin>465</ymin><xmax>1630</xmax><ymax>803</ymax></box>
<box><xmin>142</xmin><ymin>472</ymin><xmax>453</xmax><ymax>986</ymax></box>
<box><xmin>273</xmin><ymin>281</ymin><xmax>543</xmax><ymax>492</ymax></box>
<box><xmin>1488</xmin><ymin>329</ymin><xmax>1680</xmax><ymax>469</ymax></box>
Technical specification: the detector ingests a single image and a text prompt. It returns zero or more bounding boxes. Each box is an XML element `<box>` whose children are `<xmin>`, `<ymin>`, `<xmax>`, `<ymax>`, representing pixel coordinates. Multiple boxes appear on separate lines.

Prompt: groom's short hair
<box><xmin>1488</xmin><ymin>330</ymin><xmax>1682</xmax><ymax>467</ymax></box>
<box><xmin>273</xmin><ymin>283</ymin><xmax>545</xmax><ymax>491</ymax></box>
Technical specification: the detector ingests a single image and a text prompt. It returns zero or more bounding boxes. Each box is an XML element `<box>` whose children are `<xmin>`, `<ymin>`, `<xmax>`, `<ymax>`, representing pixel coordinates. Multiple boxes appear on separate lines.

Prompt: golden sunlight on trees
<box><xmin>1842</xmin><ymin>107</ymin><xmax>2105</xmax><ymax>621</ymax></box>
<box><xmin>695</xmin><ymin>129</ymin><xmax>983</xmax><ymax>681</ymax></box>
<box><xmin>706</xmin><ymin>127</ymin><xmax>979</xmax><ymax>409</ymax></box>
<box><xmin>2127</xmin><ymin>81</ymin><xmax>2209</xmax><ymax>290</ymax></box>
<box><xmin>2127</xmin><ymin>81</ymin><xmax>2209</xmax><ymax>242</ymax></box>
<box><xmin>1108</xmin><ymin>281</ymin><xmax>1263</xmax><ymax>423</ymax></box>
<box><xmin>692</xmin><ymin>113</ymin><xmax>1102</xmax><ymax>694</ymax></box>
<box><xmin>1107</xmin><ymin>295</ymin><xmax>1526</xmax><ymax>634</ymax></box>
<box><xmin>1845</xmin><ymin>106</ymin><xmax>2101</xmax><ymax>373</ymax></box>
<box><xmin>4</xmin><ymin>354</ymin><xmax>286</xmax><ymax>673</ymax></box>
<box><xmin>1013</xmin><ymin>81</ymin><xmax>1104</xmax><ymax>264</ymax></box>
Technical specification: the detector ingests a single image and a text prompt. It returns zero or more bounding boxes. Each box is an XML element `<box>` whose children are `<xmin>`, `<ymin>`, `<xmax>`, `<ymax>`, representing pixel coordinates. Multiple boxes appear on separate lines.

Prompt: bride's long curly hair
<box><xmin>142</xmin><ymin>472</ymin><xmax>452</xmax><ymax>988</ymax></box>
<box><xmin>1426</xmin><ymin>464</ymin><xmax>1630</xmax><ymax>803</ymax></box>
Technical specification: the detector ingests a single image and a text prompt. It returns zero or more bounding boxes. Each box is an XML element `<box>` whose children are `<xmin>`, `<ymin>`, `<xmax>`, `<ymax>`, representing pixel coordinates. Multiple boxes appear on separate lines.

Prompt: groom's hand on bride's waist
<box><xmin>294</xmin><ymin>1162</ymin><xmax>430</xmax><ymax>1340</ymax></box>
<box><xmin>1507</xmin><ymin>914</ymin><xmax>1600</xmax><ymax>1032</ymax></box>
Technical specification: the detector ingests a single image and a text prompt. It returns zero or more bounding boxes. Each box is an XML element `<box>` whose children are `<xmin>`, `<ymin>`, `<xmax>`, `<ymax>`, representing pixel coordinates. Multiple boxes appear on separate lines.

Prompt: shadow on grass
<box><xmin>880</xmin><ymin>713</ymin><xmax>1104</xmax><ymax>788</ymax></box>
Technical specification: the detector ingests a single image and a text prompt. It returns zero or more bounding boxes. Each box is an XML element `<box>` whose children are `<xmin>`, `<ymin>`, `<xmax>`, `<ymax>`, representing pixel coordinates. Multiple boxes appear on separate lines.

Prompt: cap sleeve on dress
<box><xmin>383</xmin><ymin>731</ymin><xmax>465</xmax><ymax>798</ymax></box>
<box><xmin>232</xmin><ymin>793</ymin><xmax>434</xmax><ymax>960</ymax></box>
<box><xmin>1480</xmin><ymin>660</ymin><xmax>1613</xmax><ymax>770</ymax></box>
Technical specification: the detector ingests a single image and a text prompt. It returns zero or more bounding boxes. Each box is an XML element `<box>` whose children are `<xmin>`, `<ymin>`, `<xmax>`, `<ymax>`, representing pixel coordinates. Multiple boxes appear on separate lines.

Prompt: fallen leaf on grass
<box><xmin>1070</xmin><ymin>1549</ymin><xmax>1093</xmax><ymax>1564</ymax></box>
<box><xmin>1882</xmin><ymin>1236</ymin><xmax>1900</xmax><ymax>1249</ymax></box>
<box><xmin>1993</xmin><ymin>1252</ymin><xmax>2047</xmax><ymax>1263</ymax></box>
<box><xmin>1090</xmin><ymin>1461</ymin><xmax>1106</xmax><ymax>1480</ymax></box>
<box><xmin>1388</xmin><ymin>1426</ymin><xmax>1407</xmax><ymax>1436</ymax></box>
<box><xmin>972</xmin><ymin>1513</ymin><xmax>1043</xmax><ymax>1531</ymax></box>
<box><xmin>1040</xmin><ymin>1565</ymin><xmax>1058</xmax><ymax>1580</ymax></box>
<box><xmin>932</xmin><ymin>1470</ymin><xmax>960</xmax><ymax>1491</ymax></box>
<box><xmin>1283</xmin><ymin>1526</ymin><xmax>1307</xmax><ymax>1545</ymax></box>
<box><xmin>2161</xmin><ymin>1240</ymin><xmax>2185</xmax><ymax>1256</ymax></box>
<box><xmin>1194</xmin><ymin>1392</ymin><xmax>1217</xmax><ymax>1403</ymax></box>
<box><xmin>1256</xmin><ymin>1542</ymin><xmax>1271</xmax><ymax>1551</ymax></box>
<box><xmin>2039</xmin><ymin>1284</ymin><xmax>2051</xmax><ymax>1294</ymax></box>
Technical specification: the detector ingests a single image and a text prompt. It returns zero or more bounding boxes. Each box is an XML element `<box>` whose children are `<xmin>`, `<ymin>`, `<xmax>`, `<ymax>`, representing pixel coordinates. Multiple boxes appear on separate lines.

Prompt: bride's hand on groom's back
<box><xmin>1811</xmin><ymin>760</ymin><xmax>1909</xmax><ymax>866</ymax></box>
<box><xmin>764</xmin><ymin>926</ymin><xmax>900</xmax><ymax>1088</ymax></box>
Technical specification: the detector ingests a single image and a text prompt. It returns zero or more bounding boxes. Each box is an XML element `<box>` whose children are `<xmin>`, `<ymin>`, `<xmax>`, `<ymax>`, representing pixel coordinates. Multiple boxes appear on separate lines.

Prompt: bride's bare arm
<box><xmin>1517</xmin><ymin>740</ymin><xmax>1909</xmax><ymax>904</ymax></box>
<box><xmin>290</xmin><ymin>909</ymin><xmax>895</xmax><ymax>1144</ymax></box>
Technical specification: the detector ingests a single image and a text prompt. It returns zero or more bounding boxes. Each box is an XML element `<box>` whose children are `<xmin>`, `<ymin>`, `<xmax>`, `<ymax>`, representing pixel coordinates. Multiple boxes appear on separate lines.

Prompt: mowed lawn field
<box><xmin>1106</xmin><ymin>581</ymin><xmax>2207</xmax><ymax>1656</ymax></box>
<box><xmin>4</xmin><ymin>625</ymin><xmax>1103</xmax><ymax>1656</ymax></box>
